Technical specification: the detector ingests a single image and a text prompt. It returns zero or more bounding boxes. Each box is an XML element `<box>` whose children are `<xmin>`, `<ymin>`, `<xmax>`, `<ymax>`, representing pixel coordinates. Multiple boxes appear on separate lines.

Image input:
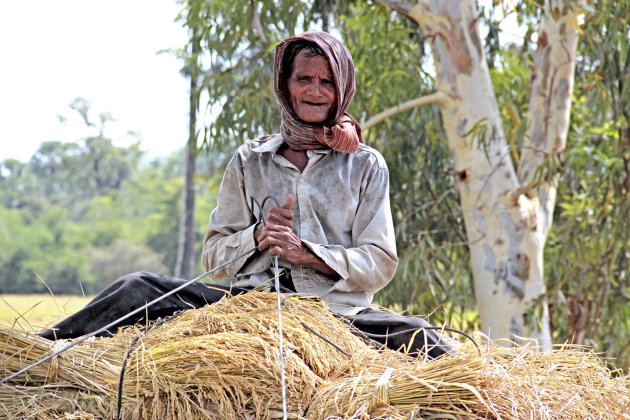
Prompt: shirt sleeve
<box><xmin>201</xmin><ymin>152</ymin><xmax>270</xmax><ymax>279</ymax></box>
<box><xmin>302</xmin><ymin>163</ymin><xmax>398</xmax><ymax>295</ymax></box>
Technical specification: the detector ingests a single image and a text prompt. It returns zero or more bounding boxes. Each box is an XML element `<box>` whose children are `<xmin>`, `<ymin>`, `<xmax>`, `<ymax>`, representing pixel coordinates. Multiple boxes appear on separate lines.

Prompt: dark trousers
<box><xmin>345</xmin><ymin>308</ymin><xmax>454</xmax><ymax>359</ymax></box>
<box><xmin>39</xmin><ymin>272</ymin><xmax>453</xmax><ymax>358</ymax></box>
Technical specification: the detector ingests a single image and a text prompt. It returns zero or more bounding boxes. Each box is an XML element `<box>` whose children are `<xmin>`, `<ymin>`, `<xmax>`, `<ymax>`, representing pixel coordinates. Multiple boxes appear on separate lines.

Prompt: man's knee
<box><xmin>113</xmin><ymin>271</ymin><xmax>158</xmax><ymax>289</ymax></box>
<box><xmin>401</xmin><ymin>315</ymin><xmax>433</xmax><ymax>330</ymax></box>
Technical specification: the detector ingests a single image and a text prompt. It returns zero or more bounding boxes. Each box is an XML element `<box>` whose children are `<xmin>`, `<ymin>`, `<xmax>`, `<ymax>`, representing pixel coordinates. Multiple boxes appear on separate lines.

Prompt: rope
<box><xmin>274</xmin><ymin>256</ymin><xmax>288</xmax><ymax>420</ymax></box>
<box><xmin>251</xmin><ymin>195</ymin><xmax>287</xmax><ymax>419</ymax></box>
<box><xmin>117</xmin><ymin>335</ymin><xmax>141</xmax><ymax>418</ymax></box>
<box><xmin>0</xmin><ymin>247</ymin><xmax>257</xmax><ymax>386</ymax></box>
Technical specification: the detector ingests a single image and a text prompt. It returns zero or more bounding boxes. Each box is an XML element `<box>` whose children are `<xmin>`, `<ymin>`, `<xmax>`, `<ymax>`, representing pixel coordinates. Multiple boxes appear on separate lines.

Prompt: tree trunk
<box><xmin>381</xmin><ymin>0</ymin><xmax>582</xmax><ymax>345</ymax></box>
<box><xmin>174</xmin><ymin>36</ymin><xmax>200</xmax><ymax>280</ymax></box>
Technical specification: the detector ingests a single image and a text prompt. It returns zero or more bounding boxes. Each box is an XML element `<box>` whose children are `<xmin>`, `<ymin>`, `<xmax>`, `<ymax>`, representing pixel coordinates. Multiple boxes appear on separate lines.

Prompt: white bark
<box><xmin>518</xmin><ymin>3</ymin><xmax>581</xmax><ymax>239</ymax></box>
<box><xmin>380</xmin><ymin>0</ymin><xmax>583</xmax><ymax>345</ymax></box>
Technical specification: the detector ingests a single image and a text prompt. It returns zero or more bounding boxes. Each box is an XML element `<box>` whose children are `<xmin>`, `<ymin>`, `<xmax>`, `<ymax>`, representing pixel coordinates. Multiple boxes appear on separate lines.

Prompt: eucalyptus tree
<box><xmin>545</xmin><ymin>0</ymin><xmax>630</xmax><ymax>366</ymax></box>
<box><xmin>375</xmin><ymin>0</ymin><xmax>590</xmax><ymax>345</ymax></box>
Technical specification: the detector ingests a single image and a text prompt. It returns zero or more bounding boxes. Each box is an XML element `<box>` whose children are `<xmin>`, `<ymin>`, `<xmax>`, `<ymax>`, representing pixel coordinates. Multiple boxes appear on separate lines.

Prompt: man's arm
<box><xmin>201</xmin><ymin>153</ymin><xmax>271</xmax><ymax>279</ymax></box>
<box><xmin>301</xmin><ymin>163</ymin><xmax>398</xmax><ymax>295</ymax></box>
<box><xmin>257</xmin><ymin>158</ymin><xmax>397</xmax><ymax>295</ymax></box>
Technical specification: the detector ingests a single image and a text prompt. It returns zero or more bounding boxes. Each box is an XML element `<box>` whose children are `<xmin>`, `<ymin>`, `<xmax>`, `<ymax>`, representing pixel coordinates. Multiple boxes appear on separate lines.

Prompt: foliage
<box><xmin>0</xmin><ymin>102</ymin><xmax>220</xmax><ymax>296</ymax></box>
<box><xmin>180</xmin><ymin>0</ymin><xmax>630</xmax><ymax>370</ymax></box>
<box><xmin>544</xmin><ymin>0</ymin><xmax>630</xmax><ymax>368</ymax></box>
<box><xmin>178</xmin><ymin>0</ymin><xmax>475</xmax><ymax>330</ymax></box>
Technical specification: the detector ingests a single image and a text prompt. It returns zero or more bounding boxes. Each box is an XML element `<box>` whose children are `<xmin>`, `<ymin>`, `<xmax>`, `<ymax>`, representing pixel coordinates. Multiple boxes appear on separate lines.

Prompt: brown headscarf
<box><xmin>274</xmin><ymin>31</ymin><xmax>363</xmax><ymax>153</ymax></box>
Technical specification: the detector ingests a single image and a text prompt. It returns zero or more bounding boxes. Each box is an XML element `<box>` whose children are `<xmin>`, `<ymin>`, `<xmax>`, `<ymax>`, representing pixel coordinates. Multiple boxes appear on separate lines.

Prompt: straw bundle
<box><xmin>305</xmin><ymin>344</ymin><xmax>491</xmax><ymax>419</ymax></box>
<box><xmin>0</xmin><ymin>328</ymin><xmax>127</xmax><ymax>418</ymax></box>
<box><xmin>479</xmin><ymin>343</ymin><xmax>630</xmax><ymax>418</ymax></box>
<box><xmin>119</xmin><ymin>293</ymin><xmax>373</xmax><ymax>418</ymax></box>
<box><xmin>1</xmin><ymin>291</ymin><xmax>629</xmax><ymax>419</ymax></box>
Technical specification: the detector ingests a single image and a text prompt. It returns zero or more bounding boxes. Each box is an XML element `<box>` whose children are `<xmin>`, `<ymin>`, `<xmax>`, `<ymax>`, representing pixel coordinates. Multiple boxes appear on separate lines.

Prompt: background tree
<box><xmin>545</xmin><ymin>0</ymin><xmax>630</xmax><ymax>366</ymax></box>
<box><xmin>376</xmin><ymin>0</ymin><xmax>586</xmax><ymax>344</ymax></box>
<box><xmin>0</xmin><ymin>100</ymin><xmax>218</xmax><ymax>295</ymax></box>
<box><xmin>174</xmin><ymin>10</ymin><xmax>202</xmax><ymax>280</ymax></box>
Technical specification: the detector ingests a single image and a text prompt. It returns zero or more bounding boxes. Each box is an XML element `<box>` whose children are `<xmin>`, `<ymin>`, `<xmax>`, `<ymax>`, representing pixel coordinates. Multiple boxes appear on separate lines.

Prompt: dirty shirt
<box><xmin>202</xmin><ymin>134</ymin><xmax>398</xmax><ymax>314</ymax></box>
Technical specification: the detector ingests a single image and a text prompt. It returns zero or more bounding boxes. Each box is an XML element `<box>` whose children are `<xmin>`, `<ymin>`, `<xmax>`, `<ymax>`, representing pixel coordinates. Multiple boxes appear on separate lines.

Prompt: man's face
<box><xmin>287</xmin><ymin>50</ymin><xmax>337</xmax><ymax>124</ymax></box>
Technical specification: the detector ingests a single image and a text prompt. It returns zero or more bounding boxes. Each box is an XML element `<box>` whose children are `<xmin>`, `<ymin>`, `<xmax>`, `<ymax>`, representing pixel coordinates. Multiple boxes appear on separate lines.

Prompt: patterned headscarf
<box><xmin>274</xmin><ymin>31</ymin><xmax>363</xmax><ymax>153</ymax></box>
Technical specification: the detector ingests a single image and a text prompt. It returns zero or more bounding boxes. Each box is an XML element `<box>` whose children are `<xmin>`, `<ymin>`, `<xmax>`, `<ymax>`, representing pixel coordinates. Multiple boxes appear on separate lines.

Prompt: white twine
<box><xmin>274</xmin><ymin>255</ymin><xmax>288</xmax><ymax>420</ymax></box>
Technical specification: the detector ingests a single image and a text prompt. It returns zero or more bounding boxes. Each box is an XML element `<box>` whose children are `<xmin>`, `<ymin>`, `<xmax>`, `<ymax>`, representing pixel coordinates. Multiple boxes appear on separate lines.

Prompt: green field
<box><xmin>0</xmin><ymin>294</ymin><xmax>92</xmax><ymax>332</ymax></box>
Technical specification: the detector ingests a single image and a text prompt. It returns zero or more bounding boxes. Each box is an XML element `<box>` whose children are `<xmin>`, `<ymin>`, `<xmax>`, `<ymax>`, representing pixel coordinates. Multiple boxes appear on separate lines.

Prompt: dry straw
<box><xmin>1</xmin><ymin>292</ymin><xmax>629</xmax><ymax>419</ymax></box>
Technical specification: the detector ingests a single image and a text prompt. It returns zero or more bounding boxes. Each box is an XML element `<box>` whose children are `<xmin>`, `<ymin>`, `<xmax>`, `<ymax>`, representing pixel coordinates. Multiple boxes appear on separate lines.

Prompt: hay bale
<box><xmin>479</xmin><ymin>343</ymin><xmax>630</xmax><ymax>418</ymax></box>
<box><xmin>0</xmin><ymin>329</ymin><xmax>125</xmax><ymax>418</ymax></box>
<box><xmin>1</xmin><ymin>292</ymin><xmax>629</xmax><ymax>419</ymax></box>
<box><xmin>305</xmin><ymin>343</ymin><xmax>491</xmax><ymax>419</ymax></box>
<box><xmin>120</xmin><ymin>293</ymin><xmax>375</xmax><ymax>418</ymax></box>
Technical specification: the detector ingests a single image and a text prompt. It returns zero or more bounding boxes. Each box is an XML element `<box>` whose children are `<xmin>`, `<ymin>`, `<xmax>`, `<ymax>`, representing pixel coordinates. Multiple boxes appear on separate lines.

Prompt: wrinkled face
<box><xmin>286</xmin><ymin>50</ymin><xmax>337</xmax><ymax>124</ymax></box>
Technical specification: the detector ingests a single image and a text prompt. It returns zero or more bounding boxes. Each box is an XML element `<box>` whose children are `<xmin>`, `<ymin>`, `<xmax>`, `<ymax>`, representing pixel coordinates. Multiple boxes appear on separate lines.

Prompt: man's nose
<box><xmin>307</xmin><ymin>81</ymin><xmax>323</xmax><ymax>96</ymax></box>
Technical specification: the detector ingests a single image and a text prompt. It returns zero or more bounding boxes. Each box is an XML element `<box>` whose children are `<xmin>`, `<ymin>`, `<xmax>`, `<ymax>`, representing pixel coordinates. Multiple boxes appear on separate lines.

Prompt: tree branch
<box><xmin>362</xmin><ymin>91</ymin><xmax>447</xmax><ymax>130</ymax></box>
<box><xmin>518</xmin><ymin>1</ymin><xmax>583</xmax><ymax>188</ymax></box>
<box><xmin>516</xmin><ymin>0</ymin><xmax>586</xmax><ymax>239</ymax></box>
<box><xmin>250</xmin><ymin>0</ymin><xmax>268</xmax><ymax>44</ymax></box>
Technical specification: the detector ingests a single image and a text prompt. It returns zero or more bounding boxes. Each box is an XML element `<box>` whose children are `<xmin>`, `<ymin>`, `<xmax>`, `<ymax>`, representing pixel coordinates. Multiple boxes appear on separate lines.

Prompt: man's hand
<box><xmin>255</xmin><ymin>194</ymin><xmax>304</xmax><ymax>260</ymax></box>
<box><xmin>255</xmin><ymin>194</ymin><xmax>340</xmax><ymax>279</ymax></box>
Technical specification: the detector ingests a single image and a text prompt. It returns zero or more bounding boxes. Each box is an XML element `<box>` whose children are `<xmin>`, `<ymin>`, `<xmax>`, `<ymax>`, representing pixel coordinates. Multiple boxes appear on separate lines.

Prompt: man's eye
<box><xmin>323</xmin><ymin>79</ymin><xmax>334</xmax><ymax>86</ymax></box>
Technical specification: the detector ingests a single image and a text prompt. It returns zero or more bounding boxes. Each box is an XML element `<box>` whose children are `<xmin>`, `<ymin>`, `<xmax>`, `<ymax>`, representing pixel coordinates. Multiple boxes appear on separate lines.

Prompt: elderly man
<box><xmin>39</xmin><ymin>31</ymin><xmax>452</xmax><ymax>359</ymax></box>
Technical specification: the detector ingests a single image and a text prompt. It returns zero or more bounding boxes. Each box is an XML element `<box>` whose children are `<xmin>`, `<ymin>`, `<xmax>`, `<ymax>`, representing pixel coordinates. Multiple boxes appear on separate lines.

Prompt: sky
<box><xmin>0</xmin><ymin>1</ymin><xmax>190</xmax><ymax>163</ymax></box>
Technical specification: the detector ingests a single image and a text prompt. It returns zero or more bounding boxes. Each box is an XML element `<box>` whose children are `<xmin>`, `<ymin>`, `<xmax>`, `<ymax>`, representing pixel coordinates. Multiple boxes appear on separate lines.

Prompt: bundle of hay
<box><xmin>0</xmin><ymin>328</ymin><xmax>124</xmax><ymax>418</ymax></box>
<box><xmin>1</xmin><ymin>292</ymin><xmax>628</xmax><ymax>419</ymax></box>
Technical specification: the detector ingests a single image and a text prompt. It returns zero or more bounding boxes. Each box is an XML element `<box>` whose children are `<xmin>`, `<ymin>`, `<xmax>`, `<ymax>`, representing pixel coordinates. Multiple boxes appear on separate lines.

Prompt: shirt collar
<box><xmin>251</xmin><ymin>133</ymin><xmax>333</xmax><ymax>156</ymax></box>
<box><xmin>251</xmin><ymin>134</ymin><xmax>284</xmax><ymax>153</ymax></box>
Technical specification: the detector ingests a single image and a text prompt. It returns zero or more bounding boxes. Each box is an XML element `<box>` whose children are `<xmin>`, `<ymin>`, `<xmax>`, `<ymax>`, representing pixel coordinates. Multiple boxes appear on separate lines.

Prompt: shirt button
<box><xmin>299</xmin><ymin>178</ymin><xmax>305</xmax><ymax>183</ymax></box>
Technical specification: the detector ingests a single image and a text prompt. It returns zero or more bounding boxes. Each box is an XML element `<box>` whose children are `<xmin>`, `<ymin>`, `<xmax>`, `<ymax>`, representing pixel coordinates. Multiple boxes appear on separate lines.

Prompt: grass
<box><xmin>0</xmin><ymin>294</ymin><xmax>92</xmax><ymax>331</ymax></box>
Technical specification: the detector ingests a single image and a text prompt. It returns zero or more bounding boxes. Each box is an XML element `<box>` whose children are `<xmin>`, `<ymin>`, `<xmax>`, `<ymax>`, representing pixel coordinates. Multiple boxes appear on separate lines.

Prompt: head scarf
<box><xmin>274</xmin><ymin>31</ymin><xmax>363</xmax><ymax>153</ymax></box>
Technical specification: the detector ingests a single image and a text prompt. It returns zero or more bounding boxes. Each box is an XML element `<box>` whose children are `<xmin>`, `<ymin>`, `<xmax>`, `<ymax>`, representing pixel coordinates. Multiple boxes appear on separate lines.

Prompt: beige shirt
<box><xmin>202</xmin><ymin>134</ymin><xmax>398</xmax><ymax>313</ymax></box>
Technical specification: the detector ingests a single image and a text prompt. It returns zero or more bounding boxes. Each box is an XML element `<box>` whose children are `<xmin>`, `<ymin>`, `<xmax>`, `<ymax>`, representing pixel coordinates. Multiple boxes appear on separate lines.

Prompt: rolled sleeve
<box><xmin>202</xmin><ymin>154</ymin><xmax>261</xmax><ymax>279</ymax></box>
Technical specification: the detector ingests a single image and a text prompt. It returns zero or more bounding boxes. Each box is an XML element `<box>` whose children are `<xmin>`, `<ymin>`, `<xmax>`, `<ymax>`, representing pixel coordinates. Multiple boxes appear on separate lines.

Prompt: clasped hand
<box><xmin>254</xmin><ymin>194</ymin><xmax>309</xmax><ymax>264</ymax></box>
<box><xmin>254</xmin><ymin>195</ymin><xmax>340</xmax><ymax>279</ymax></box>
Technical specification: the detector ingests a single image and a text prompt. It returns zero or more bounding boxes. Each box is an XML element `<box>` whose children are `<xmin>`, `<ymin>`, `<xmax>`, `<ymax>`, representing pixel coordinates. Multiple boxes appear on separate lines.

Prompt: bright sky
<box><xmin>0</xmin><ymin>1</ymin><xmax>189</xmax><ymax>162</ymax></box>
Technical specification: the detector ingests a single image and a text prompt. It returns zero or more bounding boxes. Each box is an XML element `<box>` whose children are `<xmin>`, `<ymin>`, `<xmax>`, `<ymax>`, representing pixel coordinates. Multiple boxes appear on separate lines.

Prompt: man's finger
<box><xmin>266</xmin><ymin>211</ymin><xmax>293</xmax><ymax>227</ymax></box>
<box><xmin>258</xmin><ymin>236</ymin><xmax>283</xmax><ymax>251</ymax></box>
<box><xmin>269</xmin><ymin>246</ymin><xmax>284</xmax><ymax>257</ymax></box>
<box><xmin>260</xmin><ymin>225</ymin><xmax>292</xmax><ymax>237</ymax></box>
<box><xmin>284</xmin><ymin>194</ymin><xmax>294</xmax><ymax>210</ymax></box>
